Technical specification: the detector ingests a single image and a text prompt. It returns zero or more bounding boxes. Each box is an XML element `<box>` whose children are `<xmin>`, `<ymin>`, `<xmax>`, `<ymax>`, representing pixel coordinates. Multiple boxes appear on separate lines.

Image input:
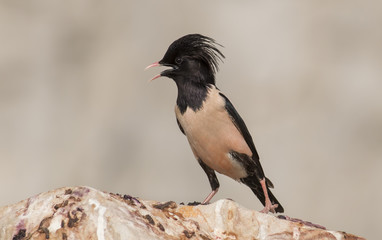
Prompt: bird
<box><xmin>146</xmin><ymin>34</ymin><xmax>284</xmax><ymax>213</ymax></box>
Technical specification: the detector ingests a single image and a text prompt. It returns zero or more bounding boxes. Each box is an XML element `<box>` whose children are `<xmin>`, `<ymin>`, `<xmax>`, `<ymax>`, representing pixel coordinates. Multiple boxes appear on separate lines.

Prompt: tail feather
<box><xmin>241</xmin><ymin>176</ymin><xmax>284</xmax><ymax>213</ymax></box>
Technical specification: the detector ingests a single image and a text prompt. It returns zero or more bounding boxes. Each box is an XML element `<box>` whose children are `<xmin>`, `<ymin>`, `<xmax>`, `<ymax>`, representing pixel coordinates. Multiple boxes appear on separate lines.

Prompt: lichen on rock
<box><xmin>0</xmin><ymin>186</ymin><xmax>365</xmax><ymax>240</ymax></box>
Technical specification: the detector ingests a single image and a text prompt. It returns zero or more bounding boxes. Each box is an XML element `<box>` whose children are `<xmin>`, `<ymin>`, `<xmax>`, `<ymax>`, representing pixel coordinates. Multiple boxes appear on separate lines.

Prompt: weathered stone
<box><xmin>0</xmin><ymin>186</ymin><xmax>365</xmax><ymax>240</ymax></box>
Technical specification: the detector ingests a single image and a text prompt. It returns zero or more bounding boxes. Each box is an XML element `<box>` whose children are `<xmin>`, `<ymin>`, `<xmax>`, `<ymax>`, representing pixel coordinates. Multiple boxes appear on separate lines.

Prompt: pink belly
<box><xmin>175</xmin><ymin>87</ymin><xmax>252</xmax><ymax>180</ymax></box>
<box><xmin>186</xmin><ymin>123</ymin><xmax>250</xmax><ymax>179</ymax></box>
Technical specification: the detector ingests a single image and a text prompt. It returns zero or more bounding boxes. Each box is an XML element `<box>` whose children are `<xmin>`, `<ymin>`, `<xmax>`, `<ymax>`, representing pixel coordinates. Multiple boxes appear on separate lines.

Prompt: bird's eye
<box><xmin>175</xmin><ymin>57</ymin><xmax>183</xmax><ymax>65</ymax></box>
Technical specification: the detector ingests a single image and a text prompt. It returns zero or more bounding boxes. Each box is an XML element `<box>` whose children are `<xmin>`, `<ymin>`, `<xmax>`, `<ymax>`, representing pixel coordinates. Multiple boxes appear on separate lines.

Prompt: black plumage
<box><xmin>146</xmin><ymin>34</ymin><xmax>284</xmax><ymax>213</ymax></box>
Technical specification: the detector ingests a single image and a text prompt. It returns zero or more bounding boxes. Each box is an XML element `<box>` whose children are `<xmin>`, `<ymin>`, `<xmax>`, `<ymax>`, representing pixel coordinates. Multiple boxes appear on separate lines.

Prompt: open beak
<box><xmin>146</xmin><ymin>61</ymin><xmax>177</xmax><ymax>82</ymax></box>
<box><xmin>145</xmin><ymin>61</ymin><xmax>160</xmax><ymax>70</ymax></box>
<box><xmin>145</xmin><ymin>61</ymin><xmax>162</xmax><ymax>81</ymax></box>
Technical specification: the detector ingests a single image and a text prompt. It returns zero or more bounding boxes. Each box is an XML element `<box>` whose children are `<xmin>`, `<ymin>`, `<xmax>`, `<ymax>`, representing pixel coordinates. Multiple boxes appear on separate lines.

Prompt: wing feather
<box><xmin>219</xmin><ymin>92</ymin><xmax>264</xmax><ymax>178</ymax></box>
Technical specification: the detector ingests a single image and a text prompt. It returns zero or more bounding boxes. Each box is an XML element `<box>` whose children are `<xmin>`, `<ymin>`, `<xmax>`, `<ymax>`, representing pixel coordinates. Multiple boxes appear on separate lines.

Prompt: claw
<box><xmin>260</xmin><ymin>203</ymin><xmax>278</xmax><ymax>214</ymax></box>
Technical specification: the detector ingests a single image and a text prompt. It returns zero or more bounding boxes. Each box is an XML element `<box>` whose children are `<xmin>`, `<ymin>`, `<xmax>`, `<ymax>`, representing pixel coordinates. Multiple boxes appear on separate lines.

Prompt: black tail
<box><xmin>241</xmin><ymin>176</ymin><xmax>284</xmax><ymax>213</ymax></box>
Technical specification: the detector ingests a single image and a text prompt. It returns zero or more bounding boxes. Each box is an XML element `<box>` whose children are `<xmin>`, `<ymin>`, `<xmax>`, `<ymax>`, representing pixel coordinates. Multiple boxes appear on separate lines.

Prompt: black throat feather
<box><xmin>176</xmin><ymin>79</ymin><xmax>211</xmax><ymax>114</ymax></box>
<box><xmin>158</xmin><ymin>34</ymin><xmax>225</xmax><ymax>114</ymax></box>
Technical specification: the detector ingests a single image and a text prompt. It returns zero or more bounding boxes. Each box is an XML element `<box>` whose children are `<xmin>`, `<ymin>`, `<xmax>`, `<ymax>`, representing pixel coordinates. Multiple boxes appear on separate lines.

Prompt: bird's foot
<box><xmin>260</xmin><ymin>202</ymin><xmax>278</xmax><ymax>214</ymax></box>
<box><xmin>201</xmin><ymin>188</ymin><xmax>219</xmax><ymax>205</ymax></box>
<box><xmin>259</xmin><ymin>178</ymin><xmax>279</xmax><ymax>214</ymax></box>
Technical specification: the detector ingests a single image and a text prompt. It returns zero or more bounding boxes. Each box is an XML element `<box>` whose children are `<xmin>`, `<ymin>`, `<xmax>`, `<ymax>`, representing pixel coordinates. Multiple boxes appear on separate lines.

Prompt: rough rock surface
<box><xmin>0</xmin><ymin>186</ymin><xmax>364</xmax><ymax>240</ymax></box>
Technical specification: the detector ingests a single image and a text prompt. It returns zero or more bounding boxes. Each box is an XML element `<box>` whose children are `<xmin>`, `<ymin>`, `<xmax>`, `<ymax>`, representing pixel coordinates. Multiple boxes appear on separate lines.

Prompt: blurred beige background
<box><xmin>1</xmin><ymin>0</ymin><xmax>381</xmax><ymax>238</ymax></box>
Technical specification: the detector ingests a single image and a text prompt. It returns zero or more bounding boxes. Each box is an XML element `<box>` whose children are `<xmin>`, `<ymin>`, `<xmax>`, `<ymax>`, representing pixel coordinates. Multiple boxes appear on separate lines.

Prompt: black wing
<box><xmin>219</xmin><ymin>92</ymin><xmax>264</xmax><ymax>178</ymax></box>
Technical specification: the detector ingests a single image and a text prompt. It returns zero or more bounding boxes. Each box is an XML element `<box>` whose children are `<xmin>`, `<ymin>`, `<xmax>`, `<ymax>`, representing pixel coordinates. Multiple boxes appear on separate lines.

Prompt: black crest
<box><xmin>161</xmin><ymin>34</ymin><xmax>225</xmax><ymax>75</ymax></box>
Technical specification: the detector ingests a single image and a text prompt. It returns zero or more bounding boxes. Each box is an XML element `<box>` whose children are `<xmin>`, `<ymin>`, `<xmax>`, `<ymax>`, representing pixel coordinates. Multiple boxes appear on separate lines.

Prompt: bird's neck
<box><xmin>176</xmin><ymin>80</ymin><xmax>212</xmax><ymax>114</ymax></box>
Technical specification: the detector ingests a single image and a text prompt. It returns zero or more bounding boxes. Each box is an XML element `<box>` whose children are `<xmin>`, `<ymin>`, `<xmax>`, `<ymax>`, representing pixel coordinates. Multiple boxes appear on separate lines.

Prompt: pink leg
<box><xmin>201</xmin><ymin>188</ymin><xmax>219</xmax><ymax>204</ymax></box>
<box><xmin>259</xmin><ymin>179</ymin><xmax>278</xmax><ymax>213</ymax></box>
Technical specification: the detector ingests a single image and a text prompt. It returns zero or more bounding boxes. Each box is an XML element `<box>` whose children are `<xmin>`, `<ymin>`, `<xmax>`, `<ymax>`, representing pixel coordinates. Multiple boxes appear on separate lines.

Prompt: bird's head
<box><xmin>146</xmin><ymin>34</ymin><xmax>225</xmax><ymax>86</ymax></box>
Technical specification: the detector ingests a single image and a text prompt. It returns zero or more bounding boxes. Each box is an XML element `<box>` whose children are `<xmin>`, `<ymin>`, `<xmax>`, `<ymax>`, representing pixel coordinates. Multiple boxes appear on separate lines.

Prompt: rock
<box><xmin>0</xmin><ymin>186</ymin><xmax>365</xmax><ymax>240</ymax></box>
